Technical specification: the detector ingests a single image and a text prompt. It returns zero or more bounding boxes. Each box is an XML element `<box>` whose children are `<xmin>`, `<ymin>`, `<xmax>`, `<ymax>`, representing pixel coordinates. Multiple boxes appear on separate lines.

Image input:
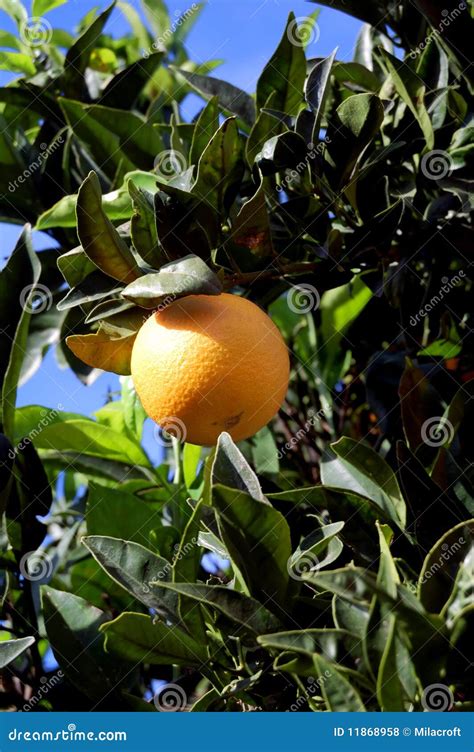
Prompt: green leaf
<box><xmin>86</xmin><ymin>483</ymin><xmax>159</xmax><ymax>549</ymax></box>
<box><xmin>20</xmin><ymin>414</ymin><xmax>149</xmax><ymax>466</ymax></box>
<box><xmin>100</xmin><ymin>52</ymin><xmax>163</xmax><ymax>109</ymax></box>
<box><xmin>0</xmin><ymin>225</ymin><xmax>40</xmax><ymax>439</ymax></box>
<box><xmin>76</xmin><ymin>171</ymin><xmax>141</xmax><ymax>284</ymax></box>
<box><xmin>211</xmin><ymin>432</ymin><xmax>265</xmax><ymax>503</ymax></box>
<box><xmin>189</xmin><ymin>96</ymin><xmax>219</xmax><ymax>167</ymax></box>
<box><xmin>120</xmin><ymin>375</ymin><xmax>146</xmax><ymax>441</ymax></box>
<box><xmin>32</xmin><ymin>0</ymin><xmax>66</xmax><ymax>14</ymax></box>
<box><xmin>0</xmin><ymin>51</ymin><xmax>35</xmax><ymax>76</ymax></box>
<box><xmin>380</xmin><ymin>49</ymin><xmax>434</xmax><ymax>150</ymax></box>
<box><xmin>325</xmin><ymin>93</ymin><xmax>384</xmax><ymax>187</ymax></box>
<box><xmin>173</xmin><ymin>69</ymin><xmax>255</xmax><ymax>125</ymax></box>
<box><xmin>66</xmin><ymin>326</ymin><xmax>136</xmax><ymax>376</ymax></box>
<box><xmin>229</xmin><ymin>179</ymin><xmax>274</xmax><ymax>258</ymax></box>
<box><xmin>305</xmin><ymin>50</ymin><xmax>337</xmax><ymax>137</ymax></box>
<box><xmin>0</xmin><ymin>636</ymin><xmax>34</xmax><ymax>669</ymax></box>
<box><xmin>101</xmin><ymin>612</ymin><xmax>207</xmax><ymax>665</ymax></box>
<box><xmin>0</xmin><ymin>0</ymin><xmax>28</xmax><ymax>24</ymax></box>
<box><xmin>213</xmin><ymin>485</ymin><xmax>292</xmax><ymax>609</ymax></box>
<box><xmin>418</xmin><ymin>520</ymin><xmax>474</xmax><ymax>613</ymax></box>
<box><xmin>151</xmin><ymin>581</ymin><xmax>281</xmax><ymax>635</ymax></box>
<box><xmin>256</xmin><ymin>12</ymin><xmax>306</xmax><ymax>116</ymax></box>
<box><xmin>57</xmin><ymin>246</ymin><xmax>97</xmax><ymax>289</ymax></box>
<box><xmin>193</xmin><ymin>118</ymin><xmax>244</xmax><ymax>214</ymax></box>
<box><xmin>122</xmin><ymin>254</ymin><xmax>222</xmax><ymax>309</ymax></box>
<box><xmin>314</xmin><ymin>653</ymin><xmax>367</xmax><ymax>711</ymax></box>
<box><xmin>42</xmin><ymin>586</ymin><xmax>124</xmax><ymax>702</ymax></box>
<box><xmin>129</xmin><ymin>182</ymin><xmax>164</xmax><ymax>268</ymax></box>
<box><xmin>288</xmin><ymin>521</ymin><xmax>344</xmax><ymax>576</ymax></box>
<box><xmin>323</xmin><ymin>437</ymin><xmax>406</xmax><ymax>529</ymax></box>
<box><xmin>63</xmin><ymin>2</ymin><xmax>115</xmax><ymax>99</ymax></box>
<box><xmin>82</xmin><ymin>536</ymin><xmax>178</xmax><ymax>620</ymax></box>
<box><xmin>318</xmin><ymin>276</ymin><xmax>372</xmax><ymax>388</ymax></box>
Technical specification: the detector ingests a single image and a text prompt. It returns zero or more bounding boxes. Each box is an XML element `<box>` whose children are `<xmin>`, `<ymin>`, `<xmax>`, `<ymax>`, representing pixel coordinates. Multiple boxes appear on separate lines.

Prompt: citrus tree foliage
<box><xmin>0</xmin><ymin>0</ymin><xmax>473</xmax><ymax>712</ymax></box>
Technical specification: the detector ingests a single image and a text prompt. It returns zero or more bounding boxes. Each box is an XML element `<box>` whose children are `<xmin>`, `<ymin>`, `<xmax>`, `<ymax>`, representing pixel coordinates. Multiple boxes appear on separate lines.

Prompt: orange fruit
<box><xmin>131</xmin><ymin>292</ymin><xmax>289</xmax><ymax>446</ymax></box>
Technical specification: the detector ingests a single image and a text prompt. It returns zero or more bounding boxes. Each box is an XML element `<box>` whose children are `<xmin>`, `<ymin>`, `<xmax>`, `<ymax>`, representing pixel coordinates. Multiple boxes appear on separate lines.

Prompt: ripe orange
<box><xmin>131</xmin><ymin>292</ymin><xmax>290</xmax><ymax>446</ymax></box>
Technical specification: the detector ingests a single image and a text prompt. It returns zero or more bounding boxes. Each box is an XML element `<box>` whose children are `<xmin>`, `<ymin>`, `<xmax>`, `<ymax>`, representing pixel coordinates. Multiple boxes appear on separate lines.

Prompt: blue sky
<box><xmin>1</xmin><ymin>0</ymin><xmax>362</xmax><ymax>442</ymax></box>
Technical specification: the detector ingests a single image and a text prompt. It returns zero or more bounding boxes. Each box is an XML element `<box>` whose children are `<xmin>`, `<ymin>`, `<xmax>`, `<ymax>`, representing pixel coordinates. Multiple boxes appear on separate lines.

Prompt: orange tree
<box><xmin>0</xmin><ymin>0</ymin><xmax>473</xmax><ymax>712</ymax></box>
